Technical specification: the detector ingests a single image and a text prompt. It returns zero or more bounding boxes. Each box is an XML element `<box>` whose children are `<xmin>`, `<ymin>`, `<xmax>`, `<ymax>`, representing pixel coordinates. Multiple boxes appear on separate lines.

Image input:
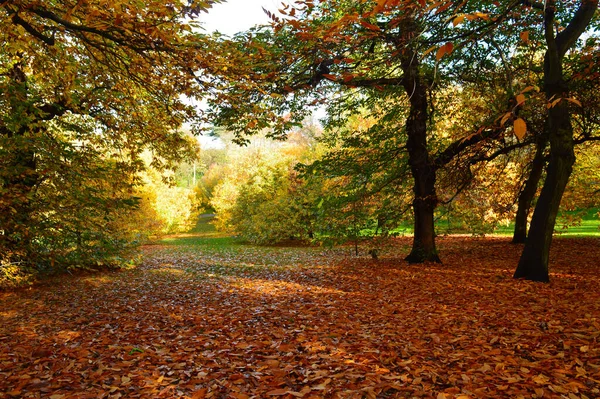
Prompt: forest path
<box><xmin>1</xmin><ymin>236</ymin><xmax>599</xmax><ymax>398</ymax></box>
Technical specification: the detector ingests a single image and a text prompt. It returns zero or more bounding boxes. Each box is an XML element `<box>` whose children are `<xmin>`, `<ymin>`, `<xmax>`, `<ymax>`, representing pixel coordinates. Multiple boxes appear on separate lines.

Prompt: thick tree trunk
<box><xmin>512</xmin><ymin>137</ymin><xmax>547</xmax><ymax>243</ymax></box>
<box><xmin>401</xmin><ymin>40</ymin><xmax>440</xmax><ymax>264</ymax></box>
<box><xmin>513</xmin><ymin>116</ymin><xmax>574</xmax><ymax>281</ymax></box>
<box><xmin>513</xmin><ymin>0</ymin><xmax>597</xmax><ymax>282</ymax></box>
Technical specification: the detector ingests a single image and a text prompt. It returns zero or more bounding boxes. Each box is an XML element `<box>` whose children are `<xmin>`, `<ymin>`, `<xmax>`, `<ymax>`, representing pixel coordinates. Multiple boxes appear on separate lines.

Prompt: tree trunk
<box><xmin>513</xmin><ymin>118</ymin><xmax>574</xmax><ymax>281</ymax></box>
<box><xmin>400</xmin><ymin>34</ymin><xmax>440</xmax><ymax>264</ymax></box>
<box><xmin>512</xmin><ymin>136</ymin><xmax>547</xmax><ymax>243</ymax></box>
<box><xmin>513</xmin><ymin>0</ymin><xmax>596</xmax><ymax>281</ymax></box>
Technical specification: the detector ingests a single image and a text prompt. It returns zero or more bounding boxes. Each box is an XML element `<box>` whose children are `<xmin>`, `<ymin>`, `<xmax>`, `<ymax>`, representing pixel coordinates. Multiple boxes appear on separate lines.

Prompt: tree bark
<box><xmin>400</xmin><ymin>32</ymin><xmax>440</xmax><ymax>264</ymax></box>
<box><xmin>512</xmin><ymin>136</ymin><xmax>547</xmax><ymax>243</ymax></box>
<box><xmin>514</xmin><ymin>0</ymin><xmax>597</xmax><ymax>281</ymax></box>
<box><xmin>513</xmin><ymin>112</ymin><xmax>574</xmax><ymax>281</ymax></box>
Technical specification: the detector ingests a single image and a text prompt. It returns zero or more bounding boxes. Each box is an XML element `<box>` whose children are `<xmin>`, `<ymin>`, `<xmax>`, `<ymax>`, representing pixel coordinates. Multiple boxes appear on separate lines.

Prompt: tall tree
<box><xmin>514</xmin><ymin>0</ymin><xmax>598</xmax><ymax>282</ymax></box>
<box><xmin>210</xmin><ymin>0</ymin><xmax>501</xmax><ymax>263</ymax></box>
<box><xmin>0</xmin><ymin>0</ymin><xmax>222</xmax><ymax>269</ymax></box>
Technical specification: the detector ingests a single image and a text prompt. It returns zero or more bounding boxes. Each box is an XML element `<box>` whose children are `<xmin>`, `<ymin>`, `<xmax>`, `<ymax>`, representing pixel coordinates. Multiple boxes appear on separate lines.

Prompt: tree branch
<box><xmin>29</xmin><ymin>7</ymin><xmax>163</xmax><ymax>53</ymax></box>
<box><xmin>520</xmin><ymin>0</ymin><xmax>545</xmax><ymax>10</ymax></box>
<box><xmin>10</xmin><ymin>12</ymin><xmax>55</xmax><ymax>46</ymax></box>
<box><xmin>469</xmin><ymin>141</ymin><xmax>533</xmax><ymax>164</ymax></box>
<box><xmin>555</xmin><ymin>0</ymin><xmax>599</xmax><ymax>57</ymax></box>
<box><xmin>434</xmin><ymin>125</ymin><xmax>507</xmax><ymax>169</ymax></box>
<box><xmin>38</xmin><ymin>102</ymin><xmax>71</xmax><ymax>121</ymax></box>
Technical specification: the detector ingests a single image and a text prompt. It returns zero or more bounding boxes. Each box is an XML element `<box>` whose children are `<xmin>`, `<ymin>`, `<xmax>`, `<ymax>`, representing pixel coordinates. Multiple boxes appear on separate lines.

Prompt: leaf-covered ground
<box><xmin>1</xmin><ymin>236</ymin><xmax>599</xmax><ymax>399</ymax></box>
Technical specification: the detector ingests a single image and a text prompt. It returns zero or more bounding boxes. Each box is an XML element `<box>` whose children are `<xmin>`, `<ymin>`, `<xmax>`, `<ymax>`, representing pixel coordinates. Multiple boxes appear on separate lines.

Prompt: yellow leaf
<box><xmin>514</xmin><ymin>118</ymin><xmax>527</xmax><ymax>140</ymax></box>
<box><xmin>453</xmin><ymin>14</ymin><xmax>466</xmax><ymax>26</ymax></box>
<box><xmin>500</xmin><ymin>112</ymin><xmax>512</xmax><ymax>127</ymax></box>
<box><xmin>423</xmin><ymin>45</ymin><xmax>437</xmax><ymax>57</ymax></box>
<box><xmin>580</xmin><ymin>345</ymin><xmax>589</xmax><ymax>352</ymax></box>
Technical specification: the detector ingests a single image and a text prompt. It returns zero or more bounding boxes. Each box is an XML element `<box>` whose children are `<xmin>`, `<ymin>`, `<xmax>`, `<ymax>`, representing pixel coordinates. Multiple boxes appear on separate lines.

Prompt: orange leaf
<box><xmin>191</xmin><ymin>388</ymin><xmax>207</xmax><ymax>399</ymax></box>
<box><xmin>267</xmin><ymin>389</ymin><xmax>289</xmax><ymax>396</ymax></box>
<box><xmin>376</xmin><ymin>0</ymin><xmax>388</xmax><ymax>11</ymax></box>
<box><xmin>500</xmin><ymin>112</ymin><xmax>512</xmax><ymax>127</ymax></box>
<box><xmin>425</xmin><ymin>1</ymin><xmax>444</xmax><ymax>13</ymax></box>
<box><xmin>521</xmin><ymin>85</ymin><xmax>539</xmax><ymax>93</ymax></box>
<box><xmin>452</xmin><ymin>14</ymin><xmax>466</xmax><ymax>26</ymax></box>
<box><xmin>436</xmin><ymin>42</ymin><xmax>453</xmax><ymax>61</ymax></box>
<box><xmin>516</xmin><ymin>94</ymin><xmax>526</xmax><ymax>106</ymax></box>
<box><xmin>360</xmin><ymin>21</ymin><xmax>381</xmax><ymax>31</ymax></box>
<box><xmin>520</xmin><ymin>31</ymin><xmax>529</xmax><ymax>44</ymax></box>
<box><xmin>547</xmin><ymin>98</ymin><xmax>562</xmax><ymax>109</ymax></box>
<box><xmin>514</xmin><ymin>118</ymin><xmax>527</xmax><ymax>140</ymax></box>
<box><xmin>423</xmin><ymin>45</ymin><xmax>436</xmax><ymax>57</ymax></box>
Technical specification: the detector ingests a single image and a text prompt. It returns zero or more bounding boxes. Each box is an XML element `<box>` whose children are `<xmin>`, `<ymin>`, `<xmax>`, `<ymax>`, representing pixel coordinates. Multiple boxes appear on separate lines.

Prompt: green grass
<box><xmin>155</xmin><ymin>215</ymin><xmax>239</xmax><ymax>248</ymax></box>
<box><xmin>554</xmin><ymin>216</ymin><xmax>600</xmax><ymax>237</ymax></box>
<box><xmin>493</xmin><ymin>208</ymin><xmax>600</xmax><ymax>237</ymax></box>
<box><xmin>157</xmin><ymin>209</ymin><xmax>600</xmax><ymax>252</ymax></box>
<box><xmin>158</xmin><ymin>235</ymin><xmax>237</xmax><ymax>247</ymax></box>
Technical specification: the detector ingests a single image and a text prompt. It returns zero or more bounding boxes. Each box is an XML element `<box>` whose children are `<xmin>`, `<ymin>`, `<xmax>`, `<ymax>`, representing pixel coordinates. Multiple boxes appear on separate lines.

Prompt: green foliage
<box><xmin>211</xmin><ymin>133</ymin><xmax>322</xmax><ymax>245</ymax></box>
<box><xmin>138</xmin><ymin>167</ymin><xmax>203</xmax><ymax>235</ymax></box>
<box><xmin>299</xmin><ymin>108</ymin><xmax>414</xmax><ymax>245</ymax></box>
<box><xmin>0</xmin><ymin>122</ymin><xmax>142</xmax><ymax>277</ymax></box>
<box><xmin>0</xmin><ymin>0</ymin><xmax>222</xmax><ymax>282</ymax></box>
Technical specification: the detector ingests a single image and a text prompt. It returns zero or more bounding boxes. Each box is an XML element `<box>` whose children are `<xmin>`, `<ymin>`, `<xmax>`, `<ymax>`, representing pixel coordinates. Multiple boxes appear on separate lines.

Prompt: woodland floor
<box><xmin>1</xmin><ymin>235</ymin><xmax>599</xmax><ymax>399</ymax></box>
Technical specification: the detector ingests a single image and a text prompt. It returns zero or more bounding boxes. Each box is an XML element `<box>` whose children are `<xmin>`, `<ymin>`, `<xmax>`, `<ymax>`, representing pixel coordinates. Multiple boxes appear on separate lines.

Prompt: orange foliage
<box><xmin>1</xmin><ymin>237</ymin><xmax>599</xmax><ymax>398</ymax></box>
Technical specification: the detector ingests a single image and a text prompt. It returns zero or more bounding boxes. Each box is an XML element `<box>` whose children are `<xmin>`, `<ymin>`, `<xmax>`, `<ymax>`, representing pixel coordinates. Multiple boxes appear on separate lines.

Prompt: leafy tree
<box><xmin>513</xmin><ymin>0</ymin><xmax>598</xmax><ymax>282</ymax></box>
<box><xmin>211</xmin><ymin>0</ymin><xmax>599</xmax><ymax>280</ymax></box>
<box><xmin>210</xmin><ymin>0</ymin><xmax>533</xmax><ymax>262</ymax></box>
<box><xmin>299</xmin><ymin>108</ymin><xmax>413</xmax><ymax>249</ymax></box>
<box><xmin>210</xmin><ymin>133</ymin><xmax>322</xmax><ymax>244</ymax></box>
<box><xmin>0</xmin><ymin>0</ymin><xmax>221</xmax><ymax>272</ymax></box>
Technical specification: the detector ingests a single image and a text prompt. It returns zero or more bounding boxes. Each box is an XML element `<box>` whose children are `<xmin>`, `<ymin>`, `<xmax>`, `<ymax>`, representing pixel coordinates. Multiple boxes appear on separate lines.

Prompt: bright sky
<box><xmin>196</xmin><ymin>0</ymin><xmax>314</xmax><ymax>148</ymax></box>
<box><xmin>199</xmin><ymin>0</ymin><xmax>283</xmax><ymax>36</ymax></box>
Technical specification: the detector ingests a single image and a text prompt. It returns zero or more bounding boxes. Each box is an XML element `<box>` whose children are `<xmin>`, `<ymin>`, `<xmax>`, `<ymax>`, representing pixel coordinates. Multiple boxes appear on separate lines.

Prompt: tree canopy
<box><xmin>0</xmin><ymin>0</ymin><xmax>228</xmax><ymax>270</ymax></box>
<box><xmin>210</xmin><ymin>0</ymin><xmax>599</xmax><ymax>281</ymax></box>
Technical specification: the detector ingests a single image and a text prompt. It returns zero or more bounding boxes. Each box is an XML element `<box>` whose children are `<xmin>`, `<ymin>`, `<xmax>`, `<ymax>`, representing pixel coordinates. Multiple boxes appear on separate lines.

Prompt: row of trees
<box><xmin>206</xmin><ymin>117</ymin><xmax>599</xmax><ymax>242</ymax></box>
<box><xmin>208</xmin><ymin>0</ymin><xmax>600</xmax><ymax>281</ymax></box>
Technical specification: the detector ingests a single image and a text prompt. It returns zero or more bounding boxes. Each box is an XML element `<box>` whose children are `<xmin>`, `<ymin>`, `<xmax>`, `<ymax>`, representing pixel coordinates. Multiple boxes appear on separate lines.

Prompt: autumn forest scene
<box><xmin>1</xmin><ymin>0</ymin><xmax>599</xmax><ymax>398</ymax></box>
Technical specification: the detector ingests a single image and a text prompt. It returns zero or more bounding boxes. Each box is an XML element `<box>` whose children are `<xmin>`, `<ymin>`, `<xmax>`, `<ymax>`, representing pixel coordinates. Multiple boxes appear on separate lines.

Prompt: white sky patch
<box><xmin>199</xmin><ymin>0</ymin><xmax>283</xmax><ymax>36</ymax></box>
<box><xmin>196</xmin><ymin>0</ymin><xmax>323</xmax><ymax>149</ymax></box>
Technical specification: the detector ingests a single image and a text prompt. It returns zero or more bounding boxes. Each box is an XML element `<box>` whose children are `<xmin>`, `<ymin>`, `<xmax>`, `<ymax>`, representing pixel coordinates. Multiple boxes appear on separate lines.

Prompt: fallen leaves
<box><xmin>0</xmin><ymin>237</ymin><xmax>599</xmax><ymax>398</ymax></box>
